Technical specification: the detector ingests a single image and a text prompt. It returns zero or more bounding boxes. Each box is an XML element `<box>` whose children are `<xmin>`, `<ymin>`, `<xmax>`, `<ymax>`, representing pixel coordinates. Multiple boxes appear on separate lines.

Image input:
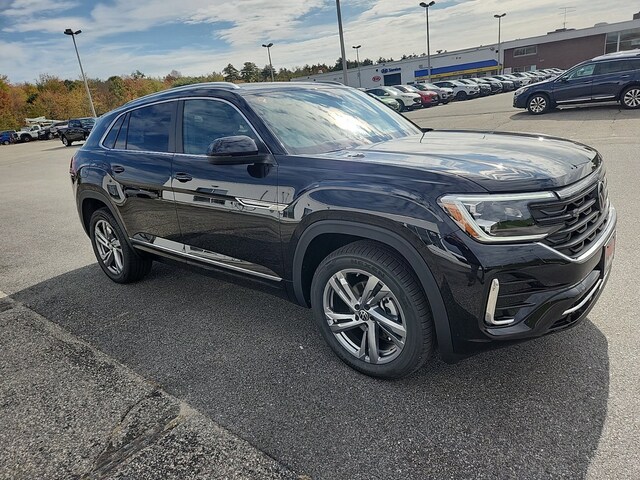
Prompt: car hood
<box><xmin>346</xmin><ymin>131</ymin><xmax>600</xmax><ymax>192</ymax></box>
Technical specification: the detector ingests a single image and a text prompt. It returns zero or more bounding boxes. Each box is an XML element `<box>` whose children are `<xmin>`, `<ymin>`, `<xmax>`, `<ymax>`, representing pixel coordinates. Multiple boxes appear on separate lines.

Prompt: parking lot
<box><xmin>1</xmin><ymin>94</ymin><xmax>639</xmax><ymax>479</ymax></box>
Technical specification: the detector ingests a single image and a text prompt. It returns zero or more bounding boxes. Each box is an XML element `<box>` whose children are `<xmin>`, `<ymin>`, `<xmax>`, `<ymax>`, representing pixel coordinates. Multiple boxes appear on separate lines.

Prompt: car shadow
<box><xmin>11</xmin><ymin>262</ymin><xmax>610</xmax><ymax>479</ymax></box>
<box><xmin>510</xmin><ymin>102</ymin><xmax>639</xmax><ymax>121</ymax></box>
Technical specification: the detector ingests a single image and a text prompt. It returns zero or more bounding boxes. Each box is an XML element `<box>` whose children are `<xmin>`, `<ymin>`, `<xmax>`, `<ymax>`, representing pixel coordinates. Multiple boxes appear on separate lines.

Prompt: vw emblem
<box><xmin>359</xmin><ymin>310</ymin><xmax>369</xmax><ymax>321</ymax></box>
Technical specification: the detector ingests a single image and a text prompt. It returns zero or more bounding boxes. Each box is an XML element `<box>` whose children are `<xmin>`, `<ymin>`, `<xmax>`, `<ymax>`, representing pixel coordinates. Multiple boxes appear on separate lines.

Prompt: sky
<box><xmin>0</xmin><ymin>0</ymin><xmax>638</xmax><ymax>83</ymax></box>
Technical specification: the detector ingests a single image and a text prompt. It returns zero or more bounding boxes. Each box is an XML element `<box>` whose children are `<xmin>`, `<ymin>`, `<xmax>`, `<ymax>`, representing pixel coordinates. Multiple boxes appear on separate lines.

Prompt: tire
<box><xmin>61</xmin><ymin>135</ymin><xmax>72</xmax><ymax>147</ymax></box>
<box><xmin>455</xmin><ymin>91</ymin><xmax>467</xmax><ymax>101</ymax></box>
<box><xmin>527</xmin><ymin>93</ymin><xmax>551</xmax><ymax>114</ymax></box>
<box><xmin>1</xmin><ymin>140</ymin><xmax>8</xmax><ymax>145</ymax></box>
<box><xmin>21</xmin><ymin>135</ymin><xmax>31</xmax><ymax>143</ymax></box>
<box><xmin>620</xmin><ymin>86</ymin><xmax>640</xmax><ymax>109</ymax></box>
<box><xmin>89</xmin><ymin>208</ymin><xmax>152</xmax><ymax>284</ymax></box>
<box><xmin>46</xmin><ymin>132</ymin><xmax>52</xmax><ymax>140</ymax></box>
<box><xmin>310</xmin><ymin>240</ymin><xmax>434</xmax><ymax>379</ymax></box>
<box><xmin>396</xmin><ymin>99</ymin><xmax>406</xmax><ymax>112</ymax></box>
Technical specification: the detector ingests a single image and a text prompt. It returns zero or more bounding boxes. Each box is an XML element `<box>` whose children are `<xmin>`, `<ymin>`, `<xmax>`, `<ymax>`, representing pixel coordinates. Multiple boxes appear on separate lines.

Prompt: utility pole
<box><xmin>64</xmin><ymin>29</ymin><xmax>96</xmax><ymax>117</ymax></box>
<box><xmin>335</xmin><ymin>0</ymin><xmax>349</xmax><ymax>86</ymax></box>
<box><xmin>419</xmin><ymin>2</ymin><xmax>435</xmax><ymax>82</ymax></box>
<box><xmin>262</xmin><ymin>43</ymin><xmax>275</xmax><ymax>82</ymax></box>
<box><xmin>494</xmin><ymin>13</ymin><xmax>506</xmax><ymax>75</ymax></box>
<box><xmin>352</xmin><ymin>45</ymin><xmax>362</xmax><ymax>87</ymax></box>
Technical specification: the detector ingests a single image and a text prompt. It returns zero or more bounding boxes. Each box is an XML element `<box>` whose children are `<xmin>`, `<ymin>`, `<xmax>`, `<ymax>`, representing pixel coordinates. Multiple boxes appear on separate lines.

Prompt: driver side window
<box><xmin>566</xmin><ymin>64</ymin><xmax>596</xmax><ymax>80</ymax></box>
<box><xmin>182</xmin><ymin>99</ymin><xmax>256</xmax><ymax>155</ymax></box>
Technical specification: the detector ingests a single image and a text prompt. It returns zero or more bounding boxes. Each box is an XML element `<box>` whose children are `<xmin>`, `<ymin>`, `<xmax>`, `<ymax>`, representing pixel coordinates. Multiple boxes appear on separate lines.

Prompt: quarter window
<box><xmin>126</xmin><ymin>102</ymin><xmax>175</xmax><ymax>152</ymax></box>
<box><xmin>182</xmin><ymin>100</ymin><xmax>257</xmax><ymax>155</ymax></box>
<box><xmin>102</xmin><ymin>115</ymin><xmax>125</xmax><ymax>149</ymax></box>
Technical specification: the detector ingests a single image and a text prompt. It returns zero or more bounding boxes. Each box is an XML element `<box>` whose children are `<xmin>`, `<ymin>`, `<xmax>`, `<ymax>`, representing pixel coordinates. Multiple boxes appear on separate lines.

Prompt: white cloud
<box><xmin>1</xmin><ymin>0</ymin><xmax>638</xmax><ymax>82</ymax></box>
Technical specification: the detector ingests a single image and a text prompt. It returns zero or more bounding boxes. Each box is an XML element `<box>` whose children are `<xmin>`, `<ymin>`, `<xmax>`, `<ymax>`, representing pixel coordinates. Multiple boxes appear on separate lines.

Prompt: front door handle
<box><xmin>175</xmin><ymin>172</ymin><xmax>193</xmax><ymax>183</ymax></box>
<box><xmin>112</xmin><ymin>165</ymin><xmax>125</xmax><ymax>174</ymax></box>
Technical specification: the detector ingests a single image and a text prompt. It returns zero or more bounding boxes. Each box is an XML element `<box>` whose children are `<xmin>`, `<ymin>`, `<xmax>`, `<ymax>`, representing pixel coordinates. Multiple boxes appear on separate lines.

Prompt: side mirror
<box><xmin>557</xmin><ymin>77</ymin><xmax>568</xmax><ymax>83</ymax></box>
<box><xmin>207</xmin><ymin>135</ymin><xmax>260</xmax><ymax>164</ymax></box>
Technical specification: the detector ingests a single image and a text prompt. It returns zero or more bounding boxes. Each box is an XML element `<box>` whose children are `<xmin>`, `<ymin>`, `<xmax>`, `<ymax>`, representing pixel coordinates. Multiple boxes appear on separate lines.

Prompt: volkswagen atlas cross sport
<box><xmin>70</xmin><ymin>82</ymin><xmax>616</xmax><ymax>379</ymax></box>
<box><xmin>514</xmin><ymin>49</ymin><xmax>640</xmax><ymax>114</ymax></box>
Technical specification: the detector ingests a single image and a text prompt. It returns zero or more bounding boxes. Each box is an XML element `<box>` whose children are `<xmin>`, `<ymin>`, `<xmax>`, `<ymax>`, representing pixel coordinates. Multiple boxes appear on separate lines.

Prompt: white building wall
<box><xmin>295</xmin><ymin>45</ymin><xmax>499</xmax><ymax>88</ymax></box>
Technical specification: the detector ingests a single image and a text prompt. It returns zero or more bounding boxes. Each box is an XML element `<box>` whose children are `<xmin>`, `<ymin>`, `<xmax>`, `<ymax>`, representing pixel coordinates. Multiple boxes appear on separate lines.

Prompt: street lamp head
<box><xmin>262</xmin><ymin>42</ymin><xmax>273</xmax><ymax>48</ymax></box>
<box><xmin>494</xmin><ymin>13</ymin><xmax>506</xmax><ymax>18</ymax></box>
<box><xmin>352</xmin><ymin>45</ymin><xmax>361</xmax><ymax>49</ymax></box>
<box><xmin>64</xmin><ymin>28</ymin><xmax>81</xmax><ymax>35</ymax></box>
<box><xmin>420</xmin><ymin>1</ymin><xmax>435</xmax><ymax>7</ymax></box>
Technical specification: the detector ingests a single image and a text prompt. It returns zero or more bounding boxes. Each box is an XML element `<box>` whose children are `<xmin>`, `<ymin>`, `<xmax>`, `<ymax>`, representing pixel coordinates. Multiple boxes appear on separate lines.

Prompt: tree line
<box><xmin>0</xmin><ymin>55</ymin><xmax>417</xmax><ymax>130</ymax></box>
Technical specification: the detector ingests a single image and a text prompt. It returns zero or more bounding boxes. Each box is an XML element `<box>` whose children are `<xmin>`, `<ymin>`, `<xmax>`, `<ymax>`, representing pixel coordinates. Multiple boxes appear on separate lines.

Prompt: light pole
<box><xmin>335</xmin><ymin>0</ymin><xmax>349</xmax><ymax>86</ymax></box>
<box><xmin>494</xmin><ymin>13</ymin><xmax>506</xmax><ymax>75</ymax></box>
<box><xmin>63</xmin><ymin>29</ymin><xmax>96</xmax><ymax>117</ymax></box>
<box><xmin>262</xmin><ymin>42</ymin><xmax>275</xmax><ymax>82</ymax></box>
<box><xmin>352</xmin><ymin>45</ymin><xmax>362</xmax><ymax>87</ymax></box>
<box><xmin>419</xmin><ymin>2</ymin><xmax>435</xmax><ymax>82</ymax></box>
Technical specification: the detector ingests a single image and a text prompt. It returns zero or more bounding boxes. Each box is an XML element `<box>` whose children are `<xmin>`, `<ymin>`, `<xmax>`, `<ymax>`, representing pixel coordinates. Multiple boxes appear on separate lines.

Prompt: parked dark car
<box><xmin>38</xmin><ymin>121</ymin><xmax>68</xmax><ymax>140</ymax></box>
<box><xmin>473</xmin><ymin>78</ymin><xmax>502</xmax><ymax>94</ymax></box>
<box><xmin>488</xmin><ymin>77</ymin><xmax>516</xmax><ymax>91</ymax></box>
<box><xmin>71</xmin><ymin>82</ymin><xmax>616</xmax><ymax>379</ymax></box>
<box><xmin>514</xmin><ymin>49</ymin><xmax>640</xmax><ymax>114</ymax></box>
<box><xmin>0</xmin><ymin>130</ymin><xmax>18</xmax><ymax>145</ymax></box>
<box><xmin>59</xmin><ymin>117</ymin><xmax>96</xmax><ymax>146</ymax></box>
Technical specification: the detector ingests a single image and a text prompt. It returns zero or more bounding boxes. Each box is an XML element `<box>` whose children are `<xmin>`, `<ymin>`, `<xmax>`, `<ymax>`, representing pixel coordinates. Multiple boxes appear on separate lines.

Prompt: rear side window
<box><xmin>126</xmin><ymin>102</ymin><xmax>175</xmax><ymax>152</ymax></box>
<box><xmin>595</xmin><ymin>61</ymin><xmax>628</xmax><ymax>75</ymax></box>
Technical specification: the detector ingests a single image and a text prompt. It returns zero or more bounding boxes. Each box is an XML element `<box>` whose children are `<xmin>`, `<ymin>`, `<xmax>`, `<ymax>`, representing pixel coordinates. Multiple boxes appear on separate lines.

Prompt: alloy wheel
<box><xmin>623</xmin><ymin>88</ymin><xmax>640</xmax><ymax>108</ymax></box>
<box><xmin>94</xmin><ymin>219</ymin><xmax>124</xmax><ymax>275</ymax></box>
<box><xmin>322</xmin><ymin>269</ymin><xmax>407</xmax><ymax>365</ymax></box>
<box><xmin>529</xmin><ymin>96</ymin><xmax>547</xmax><ymax>113</ymax></box>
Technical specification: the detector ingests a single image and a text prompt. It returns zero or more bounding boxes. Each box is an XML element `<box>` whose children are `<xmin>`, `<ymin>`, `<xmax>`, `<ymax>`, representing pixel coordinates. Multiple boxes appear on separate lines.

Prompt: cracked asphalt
<box><xmin>1</xmin><ymin>94</ymin><xmax>639</xmax><ymax>479</ymax></box>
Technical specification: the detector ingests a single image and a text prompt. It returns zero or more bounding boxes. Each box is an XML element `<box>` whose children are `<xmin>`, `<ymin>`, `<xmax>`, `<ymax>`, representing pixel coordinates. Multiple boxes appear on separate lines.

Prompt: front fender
<box><xmin>292</xmin><ymin>219</ymin><xmax>458</xmax><ymax>363</ymax></box>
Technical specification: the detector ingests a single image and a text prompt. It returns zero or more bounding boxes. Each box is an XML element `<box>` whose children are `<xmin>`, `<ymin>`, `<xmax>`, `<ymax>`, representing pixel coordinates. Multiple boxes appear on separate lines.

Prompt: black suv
<box><xmin>71</xmin><ymin>83</ymin><xmax>616</xmax><ymax>378</ymax></box>
<box><xmin>514</xmin><ymin>49</ymin><xmax>640</xmax><ymax>114</ymax></box>
<box><xmin>59</xmin><ymin>117</ymin><xmax>95</xmax><ymax>146</ymax></box>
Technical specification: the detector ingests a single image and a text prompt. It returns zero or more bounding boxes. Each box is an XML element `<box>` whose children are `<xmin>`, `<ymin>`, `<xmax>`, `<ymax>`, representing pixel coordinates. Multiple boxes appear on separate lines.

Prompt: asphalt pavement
<box><xmin>1</xmin><ymin>95</ymin><xmax>639</xmax><ymax>479</ymax></box>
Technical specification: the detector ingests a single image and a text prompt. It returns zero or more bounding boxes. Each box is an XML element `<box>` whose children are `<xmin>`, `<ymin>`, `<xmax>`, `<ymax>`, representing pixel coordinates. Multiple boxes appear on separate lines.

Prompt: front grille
<box><xmin>530</xmin><ymin>172</ymin><xmax>610</xmax><ymax>258</ymax></box>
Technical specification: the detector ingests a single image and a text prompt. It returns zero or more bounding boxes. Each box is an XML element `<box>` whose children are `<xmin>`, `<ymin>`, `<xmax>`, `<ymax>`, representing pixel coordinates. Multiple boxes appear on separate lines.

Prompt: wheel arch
<box><xmin>292</xmin><ymin>220</ymin><xmax>456</xmax><ymax>362</ymax></box>
<box><xmin>77</xmin><ymin>189</ymin><xmax>134</xmax><ymax>250</ymax></box>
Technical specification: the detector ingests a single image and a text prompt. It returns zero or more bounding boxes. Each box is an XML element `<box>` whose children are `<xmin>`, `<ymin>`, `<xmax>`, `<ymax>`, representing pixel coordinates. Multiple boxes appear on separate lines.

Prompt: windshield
<box><xmin>244</xmin><ymin>87</ymin><xmax>420</xmax><ymax>155</ymax></box>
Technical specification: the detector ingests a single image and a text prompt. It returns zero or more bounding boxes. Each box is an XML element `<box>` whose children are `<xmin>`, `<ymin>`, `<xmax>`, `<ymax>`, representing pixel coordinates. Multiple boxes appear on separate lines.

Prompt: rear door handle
<box><xmin>112</xmin><ymin>165</ymin><xmax>125</xmax><ymax>174</ymax></box>
<box><xmin>175</xmin><ymin>172</ymin><xmax>193</xmax><ymax>183</ymax></box>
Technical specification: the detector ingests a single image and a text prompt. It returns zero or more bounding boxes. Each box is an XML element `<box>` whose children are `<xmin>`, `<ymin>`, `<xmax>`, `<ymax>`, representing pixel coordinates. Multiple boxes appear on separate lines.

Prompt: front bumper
<box><xmin>428</xmin><ymin>204</ymin><xmax>616</xmax><ymax>358</ymax></box>
<box><xmin>513</xmin><ymin>92</ymin><xmax>528</xmax><ymax>108</ymax></box>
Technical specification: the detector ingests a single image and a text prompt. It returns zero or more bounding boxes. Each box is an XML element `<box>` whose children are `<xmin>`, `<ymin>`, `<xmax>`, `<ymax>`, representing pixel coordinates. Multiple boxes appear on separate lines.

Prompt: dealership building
<box><xmin>295</xmin><ymin>13</ymin><xmax>640</xmax><ymax>88</ymax></box>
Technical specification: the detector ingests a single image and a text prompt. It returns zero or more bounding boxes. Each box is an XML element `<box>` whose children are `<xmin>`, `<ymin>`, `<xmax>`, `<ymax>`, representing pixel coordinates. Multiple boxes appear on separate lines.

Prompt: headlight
<box><xmin>438</xmin><ymin>192</ymin><xmax>557</xmax><ymax>242</ymax></box>
<box><xmin>514</xmin><ymin>86</ymin><xmax>529</xmax><ymax>96</ymax></box>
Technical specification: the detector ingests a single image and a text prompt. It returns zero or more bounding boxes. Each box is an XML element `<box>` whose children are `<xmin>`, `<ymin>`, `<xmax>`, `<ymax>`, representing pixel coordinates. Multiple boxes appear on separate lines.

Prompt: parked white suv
<box><xmin>365</xmin><ymin>86</ymin><xmax>422</xmax><ymax>111</ymax></box>
<box><xmin>433</xmin><ymin>80</ymin><xmax>480</xmax><ymax>100</ymax></box>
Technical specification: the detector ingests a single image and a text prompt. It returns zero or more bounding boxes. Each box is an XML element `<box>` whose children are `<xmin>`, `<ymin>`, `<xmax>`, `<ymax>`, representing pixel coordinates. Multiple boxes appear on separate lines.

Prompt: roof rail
<box><xmin>123</xmin><ymin>82</ymin><xmax>241</xmax><ymax>107</ymax></box>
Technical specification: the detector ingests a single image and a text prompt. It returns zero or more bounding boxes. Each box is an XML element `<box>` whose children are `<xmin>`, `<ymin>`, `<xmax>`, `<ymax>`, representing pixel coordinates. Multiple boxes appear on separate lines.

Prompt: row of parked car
<box><xmin>363</xmin><ymin>68</ymin><xmax>564</xmax><ymax>112</ymax></box>
<box><xmin>0</xmin><ymin>117</ymin><xmax>96</xmax><ymax>146</ymax></box>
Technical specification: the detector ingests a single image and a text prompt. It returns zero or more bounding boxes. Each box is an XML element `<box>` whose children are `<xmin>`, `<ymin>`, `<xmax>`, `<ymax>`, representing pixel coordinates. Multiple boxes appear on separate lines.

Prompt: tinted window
<box><xmin>126</xmin><ymin>102</ymin><xmax>175</xmax><ymax>152</ymax></box>
<box><xmin>565</xmin><ymin>64</ymin><xmax>596</xmax><ymax>80</ymax></box>
<box><xmin>115</xmin><ymin>113</ymin><xmax>129</xmax><ymax>150</ymax></box>
<box><xmin>182</xmin><ymin>100</ymin><xmax>256</xmax><ymax>155</ymax></box>
<box><xmin>102</xmin><ymin>115</ymin><xmax>125</xmax><ymax>149</ymax></box>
